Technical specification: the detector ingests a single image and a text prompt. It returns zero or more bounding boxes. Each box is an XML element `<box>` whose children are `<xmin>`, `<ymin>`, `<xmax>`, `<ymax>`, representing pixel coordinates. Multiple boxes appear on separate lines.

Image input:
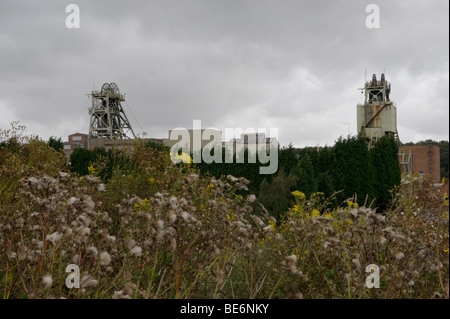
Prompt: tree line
<box><xmin>197</xmin><ymin>135</ymin><xmax>401</xmax><ymax>218</ymax></box>
<box><xmin>52</xmin><ymin>135</ymin><xmax>402</xmax><ymax>219</ymax></box>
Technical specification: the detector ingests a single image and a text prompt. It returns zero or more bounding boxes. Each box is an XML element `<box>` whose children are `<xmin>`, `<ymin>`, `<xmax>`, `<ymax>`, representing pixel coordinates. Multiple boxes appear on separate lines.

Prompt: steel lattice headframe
<box><xmin>88</xmin><ymin>83</ymin><xmax>135</xmax><ymax>140</ymax></box>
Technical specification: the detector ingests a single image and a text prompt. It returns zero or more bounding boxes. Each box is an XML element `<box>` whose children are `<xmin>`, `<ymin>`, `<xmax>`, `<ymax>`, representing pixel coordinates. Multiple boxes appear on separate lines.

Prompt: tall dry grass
<box><xmin>0</xmin><ymin>130</ymin><xmax>448</xmax><ymax>299</ymax></box>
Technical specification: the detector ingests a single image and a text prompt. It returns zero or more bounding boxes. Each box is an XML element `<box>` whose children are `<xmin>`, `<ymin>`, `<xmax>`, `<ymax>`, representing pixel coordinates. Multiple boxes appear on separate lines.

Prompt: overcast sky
<box><xmin>0</xmin><ymin>0</ymin><xmax>448</xmax><ymax>147</ymax></box>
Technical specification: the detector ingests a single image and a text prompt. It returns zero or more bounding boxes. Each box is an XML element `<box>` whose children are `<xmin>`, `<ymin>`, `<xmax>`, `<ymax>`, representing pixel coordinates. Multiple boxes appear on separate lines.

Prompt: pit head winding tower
<box><xmin>88</xmin><ymin>83</ymin><xmax>135</xmax><ymax>141</ymax></box>
<box><xmin>357</xmin><ymin>73</ymin><xmax>398</xmax><ymax>147</ymax></box>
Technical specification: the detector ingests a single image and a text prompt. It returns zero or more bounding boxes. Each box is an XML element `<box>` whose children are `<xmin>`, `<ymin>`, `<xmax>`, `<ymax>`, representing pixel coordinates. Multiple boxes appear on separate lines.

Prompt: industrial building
<box><xmin>62</xmin><ymin>83</ymin><xmax>278</xmax><ymax>158</ymax></box>
<box><xmin>356</xmin><ymin>73</ymin><xmax>441</xmax><ymax>181</ymax></box>
<box><xmin>61</xmin><ymin>80</ymin><xmax>441</xmax><ymax>182</ymax></box>
<box><xmin>357</xmin><ymin>73</ymin><xmax>398</xmax><ymax>147</ymax></box>
<box><xmin>88</xmin><ymin>83</ymin><xmax>135</xmax><ymax>140</ymax></box>
<box><xmin>399</xmin><ymin>145</ymin><xmax>441</xmax><ymax>183</ymax></box>
<box><xmin>63</xmin><ymin>133</ymin><xmax>88</xmax><ymax>157</ymax></box>
<box><xmin>63</xmin><ymin>83</ymin><xmax>164</xmax><ymax>158</ymax></box>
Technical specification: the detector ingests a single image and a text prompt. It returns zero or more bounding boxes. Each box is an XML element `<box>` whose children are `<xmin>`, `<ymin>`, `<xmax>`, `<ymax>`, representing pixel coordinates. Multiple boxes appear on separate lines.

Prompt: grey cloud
<box><xmin>0</xmin><ymin>0</ymin><xmax>448</xmax><ymax>147</ymax></box>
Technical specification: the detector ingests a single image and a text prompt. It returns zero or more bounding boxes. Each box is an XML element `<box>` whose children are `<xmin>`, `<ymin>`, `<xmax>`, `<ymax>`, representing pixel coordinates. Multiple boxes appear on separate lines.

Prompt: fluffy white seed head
<box><xmin>46</xmin><ymin>232</ymin><xmax>63</xmax><ymax>244</ymax></box>
<box><xmin>42</xmin><ymin>275</ymin><xmax>53</xmax><ymax>288</ymax></box>
<box><xmin>100</xmin><ymin>251</ymin><xmax>111</xmax><ymax>266</ymax></box>
<box><xmin>130</xmin><ymin>246</ymin><xmax>142</xmax><ymax>257</ymax></box>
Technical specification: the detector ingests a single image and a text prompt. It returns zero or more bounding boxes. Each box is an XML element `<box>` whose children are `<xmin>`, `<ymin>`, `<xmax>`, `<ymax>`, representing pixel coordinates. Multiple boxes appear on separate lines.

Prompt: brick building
<box><xmin>63</xmin><ymin>133</ymin><xmax>88</xmax><ymax>157</ymax></box>
<box><xmin>88</xmin><ymin>137</ymin><xmax>164</xmax><ymax>151</ymax></box>
<box><xmin>399</xmin><ymin>145</ymin><xmax>441</xmax><ymax>182</ymax></box>
<box><xmin>63</xmin><ymin>132</ymin><xmax>164</xmax><ymax>158</ymax></box>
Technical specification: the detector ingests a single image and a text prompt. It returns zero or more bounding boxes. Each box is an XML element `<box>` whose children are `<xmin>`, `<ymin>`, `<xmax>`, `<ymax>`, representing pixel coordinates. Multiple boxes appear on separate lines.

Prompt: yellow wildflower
<box><xmin>87</xmin><ymin>165</ymin><xmax>96</xmax><ymax>175</ymax></box>
<box><xmin>288</xmin><ymin>204</ymin><xmax>304</xmax><ymax>218</ymax></box>
<box><xmin>170</xmin><ymin>152</ymin><xmax>192</xmax><ymax>164</ymax></box>
<box><xmin>292</xmin><ymin>190</ymin><xmax>306</xmax><ymax>200</ymax></box>
<box><xmin>313</xmin><ymin>192</ymin><xmax>325</xmax><ymax>196</ymax></box>
<box><xmin>311</xmin><ymin>209</ymin><xmax>320</xmax><ymax>217</ymax></box>
<box><xmin>312</xmin><ymin>192</ymin><xmax>325</xmax><ymax>201</ymax></box>
<box><xmin>268</xmin><ymin>220</ymin><xmax>276</xmax><ymax>231</ymax></box>
<box><xmin>347</xmin><ymin>201</ymin><xmax>358</xmax><ymax>208</ymax></box>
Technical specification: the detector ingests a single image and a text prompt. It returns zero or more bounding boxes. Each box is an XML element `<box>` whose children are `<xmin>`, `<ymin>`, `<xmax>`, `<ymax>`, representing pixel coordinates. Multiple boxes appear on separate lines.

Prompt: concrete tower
<box><xmin>88</xmin><ymin>83</ymin><xmax>135</xmax><ymax>141</ymax></box>
<box><xmin>357</xmin><ymin>73</ymin><xmax>398</xmax><ymax>147</ymax></box>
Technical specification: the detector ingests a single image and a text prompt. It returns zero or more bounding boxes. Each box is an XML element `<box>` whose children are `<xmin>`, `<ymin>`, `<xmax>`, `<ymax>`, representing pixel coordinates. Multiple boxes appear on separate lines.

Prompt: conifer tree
<box><xmin>47</xmin><ymin>136</ymin><xmax>64</xmax><ymax>153</ymax></box>
<box><xmin>332</xmin><ymin>136</ymin><xmax>377</xmax><ymax>206</ymax></box>
<box><xmin>290</xmin><ymin>153</ymin><xmax>318</xmax><ymax>199</ymax></box>
<box><xmin>317</xmin><ymin>171</ymin><xmax>336</xmax><ymax>200</ymax></box>
<box><xmin>70</xmin><ymin>147</ymin><xmax>94</xmax><ymax>176</ymax></box>
<box><xmin>370</xmin><ymin>135</ymin><xmax>401</xmax><ymax>210</ymax></box>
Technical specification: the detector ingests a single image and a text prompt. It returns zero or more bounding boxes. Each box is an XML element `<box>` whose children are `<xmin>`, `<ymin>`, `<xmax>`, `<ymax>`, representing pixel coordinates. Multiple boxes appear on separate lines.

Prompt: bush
<box><xmin>0</xmin><ymin>127</ymin><xmax>448</xmax><ymax>299</ymax></box>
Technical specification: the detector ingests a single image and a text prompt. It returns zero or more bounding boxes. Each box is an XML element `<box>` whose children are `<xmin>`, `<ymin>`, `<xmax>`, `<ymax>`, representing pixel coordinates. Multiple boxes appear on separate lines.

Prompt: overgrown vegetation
<box><xmin>1</xmin><ymin>124</ymin><xmax>448</xmax><ymax>299</ymax></box>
